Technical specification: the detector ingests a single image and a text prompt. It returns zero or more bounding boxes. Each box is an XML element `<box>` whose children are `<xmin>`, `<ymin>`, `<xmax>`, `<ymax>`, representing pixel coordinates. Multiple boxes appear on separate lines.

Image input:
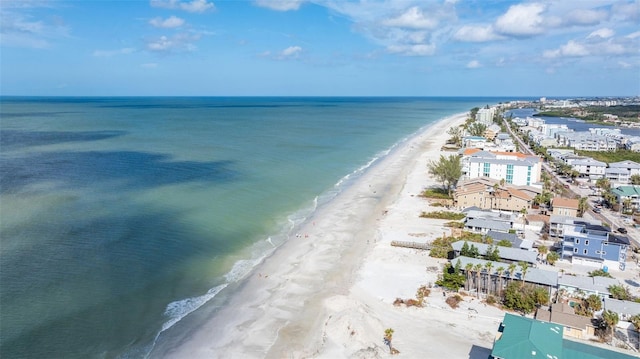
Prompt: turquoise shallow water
<box><xmin>0</xmin><ymin>97</ymin><xmax>515</xmax><ymax>358</ymax></box>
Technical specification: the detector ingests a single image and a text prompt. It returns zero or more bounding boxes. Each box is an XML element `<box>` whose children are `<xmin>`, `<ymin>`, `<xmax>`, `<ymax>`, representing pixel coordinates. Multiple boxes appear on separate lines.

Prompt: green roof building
<box><xmin>491</xmin><ymin>313</ymin><xmax>636</xmax><ymax>359</ymax></box>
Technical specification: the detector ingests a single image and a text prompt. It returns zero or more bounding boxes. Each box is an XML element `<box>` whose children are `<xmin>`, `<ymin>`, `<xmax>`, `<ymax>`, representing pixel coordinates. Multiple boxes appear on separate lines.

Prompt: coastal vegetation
<box><xmin>573</xmin><ymin>294</ymin><xmax>602</xmax><ymax>317</ymax></box>
<box><xmin>588</xmin><ymin>269</ymin><xmax>613</xmax><ymax>278</ymax></box>
<box><xmin>429</xmin><ymin>232</ymin><xmax>483</xmax><ymax>258</ymax></box>
<box><xmin>437</xmin><ymin>261</ymin><xmax>466</xmax><ymax>291</ymax></box>
<box><xmin>546</xmin><ymin>252</ymin><xmax>559</xmax><ymax>265</ymax></box>
<box><xmin>419</xmin><ymin>211</ymin><xmax>465</xmax><ymax>220</ymax></box>
<box><xmin>575</xmin><ymin>149</ymin><xmax>640</xmax><ymax>164</ymax></box>
<box><xmin>502</xmin><ymin>282</ymin><xmax>549</xmax><ymax>314</ymax></box>
<box><xmin>427</xmin><ymin>154</ymin><xmax>462</xmax><ymax>197</ymax></box>
<box><xmin>420</xmin><ymin>188</ymin><xmax>452</xmax><ymax>200</ymax></box>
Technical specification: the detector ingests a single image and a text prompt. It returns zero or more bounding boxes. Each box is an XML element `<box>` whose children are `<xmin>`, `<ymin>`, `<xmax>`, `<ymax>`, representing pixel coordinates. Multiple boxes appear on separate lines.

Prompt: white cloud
<box><xmin>254</xmin><ymin>0</ymin><xmax>303</xmax><ymax>11</ymax></box>
<box><xmin>466</xmin><ymin>60</ymin><xmax>481</xmax><ymax>68</ymax></box>
<box><xmin>150</xmin><ymin>0</ymin><xmax>214</xmax><ymax>13</ymax></box>
<box><xmin>277</xmin><ymin>45</ymin><xmax>302</xmax><ymax>59</ymax></box>
<box><xmin>146</xmin><ymin>32</ymin><xmax>201</xmax><ymax>52</ymax></box>
<box><xmin>565</xmin><ymin>8</ymin><xmax>609</xmax><ymax>26</ymax></box>
<box><xmin>494</xmin><ymin>3</ymin><xmax>546</xmax><ymax>37</ymax></box>
<box><xmin>587</xmin><ymin>28</ymin><xmax>614</xmax><ymax>39</ymax></box>
<box><xmin>149</xmin><ymin>16</ymin><xmax>185</xmax><ymax>28</ymax></box>
<box><xmin>0</xmin><ymin>8</ymin><xmax>70</xmax><ymax>48</ymax></box>
<box><xmin>453</xmin><ymin>25</ymin><xmax>503</xmax><ymax>42</ymax></box>
<box><xmin>382</xmin><ymin>6</ymin><xmax>438</xmax><ymax>30</ymax></box>
<box><xmin>626</xmin><ymin>31</ymin><xmax>640</xmax><ymax>39</ymax></box>
<box><xmin>618</xmin><ymin>61</ymin><xmax>632</xmax><ymax>69</ymax></box>
<box><xmin>92</xmin><ymin>47</ymin><xmax>135</xmax><ymax>57</ymax></box>
<box><xmin>387</xmin><ymin>43</ymin><xmax>435</xmax><ymax>56</ymax></box>
<box><xmin>543</xmin><ymin>40</ymin><xmax>589</xmax><ymax>58</ymax></box>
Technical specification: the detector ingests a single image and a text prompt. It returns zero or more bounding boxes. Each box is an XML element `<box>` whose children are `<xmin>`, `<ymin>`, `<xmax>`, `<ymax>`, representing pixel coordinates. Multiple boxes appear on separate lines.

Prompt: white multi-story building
<box><xmin>461</xmin><ymin>149</ymin><xmax>541</xmax><ymax>186</ymax></box>
<box><xmin>571</xmin><ymin>158</ymin><xmax>607</xmax><ymax>179</ymax></box>
<box><xmin>606</xmin><ymin>160</ymin><xmax>640</xmax><ymax>185</ymax></box>
<box><xmin>475</xmin><ymin>107</ymin><xmax>497</xmax><ymax>125</ymax></box>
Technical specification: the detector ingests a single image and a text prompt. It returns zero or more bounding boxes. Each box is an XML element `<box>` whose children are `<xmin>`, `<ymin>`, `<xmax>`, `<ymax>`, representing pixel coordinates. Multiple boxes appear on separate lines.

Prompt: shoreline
<box><xmin>152</xmin><ymin>111</ymin><xmax>489</xmax><ymax>358</ymax></box>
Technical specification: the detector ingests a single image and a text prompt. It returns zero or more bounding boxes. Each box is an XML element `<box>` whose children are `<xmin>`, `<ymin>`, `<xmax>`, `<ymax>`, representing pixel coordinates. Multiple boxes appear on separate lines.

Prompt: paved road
<box><xmin>502</xmin><ymin>117</ymin><xmax>640</xmax><ymax>249</ymax></box>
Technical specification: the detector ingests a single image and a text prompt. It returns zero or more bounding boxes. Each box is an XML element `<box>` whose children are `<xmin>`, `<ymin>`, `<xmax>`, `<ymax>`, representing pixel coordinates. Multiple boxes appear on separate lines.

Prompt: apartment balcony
<box><xmin>563</xmin><ymin>241</ymin><xmax>574</xmax><ymax>247</ymax></box>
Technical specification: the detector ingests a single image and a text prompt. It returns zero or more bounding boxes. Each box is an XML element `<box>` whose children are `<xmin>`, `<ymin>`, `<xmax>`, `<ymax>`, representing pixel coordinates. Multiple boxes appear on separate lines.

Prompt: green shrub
<box><xmin>420</xmin><ymin>188</ymin><xmax>452</xmax><ymax>199</ymax></box>
<box><xmin>420</xmin><ymin>211</ymin><xmax>465</xmax><ymax>220</ymax></box>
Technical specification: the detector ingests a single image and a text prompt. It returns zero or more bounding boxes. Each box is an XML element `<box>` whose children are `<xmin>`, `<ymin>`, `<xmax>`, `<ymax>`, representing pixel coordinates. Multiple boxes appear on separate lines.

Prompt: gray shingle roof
<box><xmin>557</xmin><ymin>275</ymin><xmax>619</xmax><ymax>294</ymax></box>
<box><xmin>604</xmin><ymin>297</ymin><xmax>640</xmax><ymax>317</ymax></box>
<box><xmin>452</xmin><ymin>256</ymin><xmax>558</xmax><ymax>287</ymax></box>
<box><xmin>452</xmin><ymin>240</ymin><xmax>537</xmax><ymax>264</ymax></box>
<box><xmin>465</xmin><ymin>218</ymin><xmax>512</xmax><ymax>232</ymax></box>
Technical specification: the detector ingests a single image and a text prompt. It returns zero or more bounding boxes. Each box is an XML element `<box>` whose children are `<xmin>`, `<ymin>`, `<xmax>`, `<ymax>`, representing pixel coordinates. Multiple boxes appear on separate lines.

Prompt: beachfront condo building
<box><xmin>461</xmin><ymin>149</ymin><xmax>542</xmax><ymax>186</ymax></box>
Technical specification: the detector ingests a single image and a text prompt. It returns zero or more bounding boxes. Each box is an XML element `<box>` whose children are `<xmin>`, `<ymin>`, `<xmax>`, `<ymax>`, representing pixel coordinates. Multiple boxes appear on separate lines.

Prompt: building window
<box><xmin>575</xmin><ymin>239</ymin><xmax>580</xmax><ymax>244</ymax></box>
<box><xmin>506</xmin><ymin>164</ymin><xmax>514</xmax><ymax>184</ymax></box>
<box><xmin>483</xmin><ymin>163</ymin><xmax>490</xmax><ymax>177</ymax></box>
<box><xmin>583</xmin><ymin>249</ymin><xmax>588</xmax><ymax>255</ymax></box>
<box><xmin>574</xmin><ymin>248</ymin><xmax>578</xmax><ymax>253</ymax></box>
<box><xmin>585</xmin><ymin>240</ymin><xmax>589</xmax><ymax>245</ymax></box>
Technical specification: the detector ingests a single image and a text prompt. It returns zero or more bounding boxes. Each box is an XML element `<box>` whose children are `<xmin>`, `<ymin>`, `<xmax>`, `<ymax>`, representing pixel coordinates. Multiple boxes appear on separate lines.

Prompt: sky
<box><xmin>1</xmin><ymin>0</ymin><xmax>639</xmax><ymax>97</ymax></box>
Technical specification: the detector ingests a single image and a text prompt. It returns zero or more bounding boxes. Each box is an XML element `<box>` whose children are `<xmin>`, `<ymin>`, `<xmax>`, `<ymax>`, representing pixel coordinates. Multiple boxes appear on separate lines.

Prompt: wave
<box><xmin>143</xmin><ymin>113</ymin><xmax>454</xmax><ymax>357</ymax></box>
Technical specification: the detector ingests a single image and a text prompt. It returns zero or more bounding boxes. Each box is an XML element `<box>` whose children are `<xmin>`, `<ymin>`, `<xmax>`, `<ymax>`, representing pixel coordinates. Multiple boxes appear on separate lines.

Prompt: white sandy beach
<box><xmin>156</xmin><ymin>112</ymin><xmax>507</xmax><ymax>358</ymax></box>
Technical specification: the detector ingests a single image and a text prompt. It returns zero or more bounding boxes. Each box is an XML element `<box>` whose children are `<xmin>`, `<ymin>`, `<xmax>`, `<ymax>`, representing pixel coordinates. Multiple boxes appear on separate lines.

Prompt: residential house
<box><xmin>490</xmin><ymin>313</ymin><xmax>636</xmax><ymax>359</ymax></box>
<box><xmin>604</xmin><ymin>297</ymin><xmax>640</xmax><ymax>322</ymax></box>
<box><xmin>611</xmin><ymin>185</ymin><xmax>640</xmax><ymax>212</ymax></box>
<box><xmin>462</xmin><ymin>136</ymin><xmax>490</xmax><ymax>149</ymax></box>
<box><xmin>552</xmin><ymin>197</ymin><xmax>579</xmax><ymax>217</ymax></box>
<box><xmin>549</xmin><ymin>215</ymin><xmax>599</xmax><ymax>239</ymax></box>
<box><xmin>535</xmin><ymin>303</ymin><xmax>596</xmax><ymax>340</ymax></box>
<box><xmin>464</xmin><ymin>218</ymin><xmax>512</xmax><ymax>234</ymax></box>
<box><xmin>484</xmin><ymin>124</ymin><xmax>502</xmax><ymax>140</ymax></box>
<box><xmin>453</xmin><ymin>256</ymin><xmax>557</xmax><ymax>296</ymax></box>
<box><xmin>484</xmin><ymin>230</ymin><xmax>532</xmax><ymax>250</ymax></box>
<box><xmin>561</xmin><ymin>221</ymin><xmax>630</xmax><ymax>270</ymax></box>
<box><xmin>557</xmin><ymin>274</ymin><xmax>620</xmax><ymax>300</ymax></box>
<box><xmin>451</xmin><ymin>241</ymin><xmax>537</xmax><ymax>265</ymax></box>
<box><xmin>461</xmin><ymin>149</ymin><xmax>541</xmax><ymax>186</ymax></box>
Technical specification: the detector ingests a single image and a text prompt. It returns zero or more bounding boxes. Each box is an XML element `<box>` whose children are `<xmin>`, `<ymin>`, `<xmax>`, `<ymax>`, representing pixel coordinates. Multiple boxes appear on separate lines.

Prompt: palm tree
<box><xmin>601</xmin><ymin>310</ymin><xmax>619</xmax><ymax>344</ymax></box>
<box><xmin>384</xmin><ymin>328</ymin><xmax>394</xmax><ymax>353</ymax></box>
<box><xmin>473</xmin><ymin>263</ymin><xmax>483</xmax><ymax>298</ymax></box>
<box><xmin>630</xmin><ymin>314</ymin><xmax>640</xmax><ymax>349</ymax></box>
<box><xmin>623</xmin><ymin>198</ymin><xmax>632</xmax><ymax>214</ymax></box>
<box><xmin>520</xmin><ymin>207</ymin><xmax>528</xmax><ymax>231</ymax></box>
<box><xmin>578</xmin><ymin>197</ymin><xmax>588</xmax><ymax>217</ymax></box>
<box><xmin>485</xmin><ymin>262</ymin><xmax>493</xmax><ymax>296</ymax></box>
<box><xmin>518</xmin><ymin>261</ymin><xmax>529</xmax><ymax>285</ymax></box>
<box><xmin>465</xmin><ymin>263</ymin><xmax>473</xmax><ymax>291</ymax></box>
<box><xmin>508</xmin><ymin>263</ymin><xmax>517</xmax><ymax>285</ymax></box>
<box><xmin>496</xmin><ymin>266</ymin><xmax>504</xmax><ymax>297</ymax></box>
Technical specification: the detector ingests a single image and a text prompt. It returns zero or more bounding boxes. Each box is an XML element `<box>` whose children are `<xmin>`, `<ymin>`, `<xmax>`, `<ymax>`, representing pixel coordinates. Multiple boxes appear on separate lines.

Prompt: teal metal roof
<box><xmin>612</xmin><ymin>186</ymin><xmax>640</xmax><ymax>197</ymax></box>
<box><xmin>492</xmin><ymin>314</ymin><xmax>638</xmax><ymax>359</ymax></box>
<box><xmin>492</xmin><ymin>313</ymin><xmax>563</xmax><ymax>359</ymax></box>
<box><xmin>562</xmin><ymin>338</ymin><xmax>637</xmax><ymax>359</ymax></box>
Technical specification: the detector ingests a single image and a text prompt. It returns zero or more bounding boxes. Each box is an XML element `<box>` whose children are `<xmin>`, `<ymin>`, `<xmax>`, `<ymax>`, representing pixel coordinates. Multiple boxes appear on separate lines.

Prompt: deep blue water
<box><xmin>507</xmin><ymin>108</ymin><xmax>640</xmax><ymax>137</ymax></box>
<box><xmin>0</xmin><ymin>97</ymin><xmax>518</xmax><ymax>358</ymax></box>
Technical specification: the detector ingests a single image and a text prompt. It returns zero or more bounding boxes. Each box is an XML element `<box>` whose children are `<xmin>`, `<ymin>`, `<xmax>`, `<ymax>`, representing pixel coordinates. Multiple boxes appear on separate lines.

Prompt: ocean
<box><xmin>0</xmin><ymin>97</ymin><xmax>513</xmax><ymax>358</ymax></box>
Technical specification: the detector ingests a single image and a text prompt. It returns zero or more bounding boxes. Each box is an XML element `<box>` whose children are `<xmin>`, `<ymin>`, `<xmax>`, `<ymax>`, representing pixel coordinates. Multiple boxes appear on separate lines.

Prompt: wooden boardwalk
<box><xmin>390</xmin><ymin>241</ymin><xmax>432</xmax><ymax>250</ymax></box>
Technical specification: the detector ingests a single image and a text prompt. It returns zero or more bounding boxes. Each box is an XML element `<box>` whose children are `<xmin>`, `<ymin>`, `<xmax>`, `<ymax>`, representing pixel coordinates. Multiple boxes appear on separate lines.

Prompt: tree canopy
<box><xmin>427</xmin><ymin>155</ymin><xmax>462</xmax><ymax>197</ymax></box>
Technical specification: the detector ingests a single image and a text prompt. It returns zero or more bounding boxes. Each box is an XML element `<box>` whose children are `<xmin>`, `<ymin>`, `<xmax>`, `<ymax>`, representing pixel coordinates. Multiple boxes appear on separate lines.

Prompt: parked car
<box><xmin>593</xmin><ymin>208</ymin><xmax>601</xmax><ymax>213</ymax></box>
<box><xmin>618</xmin><ymin>227</ymin><xmax>628</xmax><ymax>234</ymax></box>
